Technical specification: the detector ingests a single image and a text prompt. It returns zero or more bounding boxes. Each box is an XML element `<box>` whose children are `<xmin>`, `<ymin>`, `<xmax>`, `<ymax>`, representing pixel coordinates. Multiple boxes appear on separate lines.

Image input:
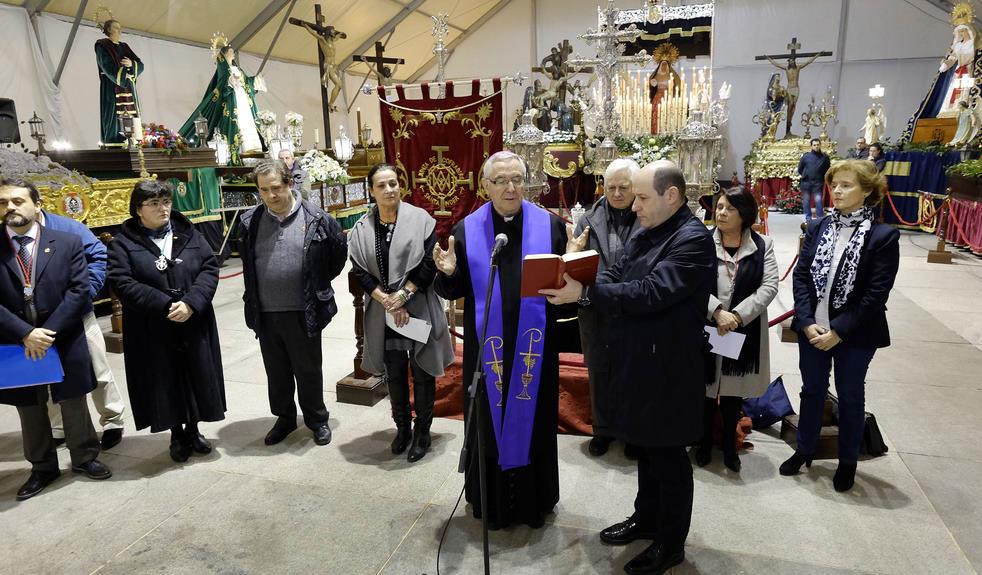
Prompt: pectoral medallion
<box><xmin>155</xmin><ymin>254</ymin><xmax>168</xmax><ymax>271</ymax></box>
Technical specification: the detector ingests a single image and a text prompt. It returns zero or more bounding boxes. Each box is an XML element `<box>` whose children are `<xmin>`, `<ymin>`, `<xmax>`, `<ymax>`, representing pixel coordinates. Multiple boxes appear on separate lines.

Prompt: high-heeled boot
<box><xmin>384</xmin><ymin>351</ymin><xmax>412</xmax><ymax>455</ymax></box>
<box><xmin>779</xmin><ymin>451</ymin><xmax>813</xmax><ymax>476</ymax></box>
<box><xmin>833</xmin><ymin>462</ymin><xmax>857</xmax><ymax>492</ymax></box>
<box><xmin>407</xmin><ymin>366</ymin><xmax>435</xmax><ymax>463</ymax></box>
<box><xmin>720</xmin><ymin>396</ymin><xmax>742</xmax><ymax>472</ymax></box>
<box><xmin>695</xmin><ymin>397</ymin><xmax>716</xmax><ymax>467</ymax></box>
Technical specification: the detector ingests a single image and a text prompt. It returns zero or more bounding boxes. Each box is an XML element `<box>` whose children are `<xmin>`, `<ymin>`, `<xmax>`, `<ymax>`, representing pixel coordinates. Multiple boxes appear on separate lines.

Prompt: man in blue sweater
<box><xmin>40</xmin><ymin>209</ymin><xmax>126</xmax><ymax>449</ymax></box>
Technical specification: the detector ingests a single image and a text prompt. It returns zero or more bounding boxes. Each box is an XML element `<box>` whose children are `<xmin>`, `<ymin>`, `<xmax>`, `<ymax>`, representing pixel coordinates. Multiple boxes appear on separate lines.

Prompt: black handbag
<box><xmin>828</xmin><ymin>394</ymin><xmax>888</xmax><ymax>457</ymax></box>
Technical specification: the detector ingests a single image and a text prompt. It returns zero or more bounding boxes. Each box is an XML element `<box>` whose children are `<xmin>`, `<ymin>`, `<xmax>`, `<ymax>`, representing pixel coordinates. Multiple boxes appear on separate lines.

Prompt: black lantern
<box><xmin>120</xmin><ymin>115</ymin><xmax>135</xmax><ymax>149</ymax></box>
<box><xmin>27</xmin><ymin>111</ymin><xmax>45</xmax><ymax>157</ymax></box>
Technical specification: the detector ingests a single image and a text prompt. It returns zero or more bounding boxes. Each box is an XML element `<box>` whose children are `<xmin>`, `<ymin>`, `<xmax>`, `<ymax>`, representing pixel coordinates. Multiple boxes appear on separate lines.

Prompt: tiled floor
<box><xmin>1</xmin><ymin>212</ymin><xmax>980</xmax><ymax>575</ymax></box>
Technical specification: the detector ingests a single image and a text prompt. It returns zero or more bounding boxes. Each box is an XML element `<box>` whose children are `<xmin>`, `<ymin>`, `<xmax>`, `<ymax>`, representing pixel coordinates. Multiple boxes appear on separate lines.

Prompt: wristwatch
<box><xmin>577</xmin><ymin>285</ymin><xmax>592</xmax><ymax>307</ymax></box>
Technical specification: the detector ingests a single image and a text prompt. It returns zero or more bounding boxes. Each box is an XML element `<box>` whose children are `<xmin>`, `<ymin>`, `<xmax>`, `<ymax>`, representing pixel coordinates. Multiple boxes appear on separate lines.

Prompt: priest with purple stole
<box><xmin>433</xmin><ymin>150</ymin><xmax>569</xmax><ymax>529</ymax></box>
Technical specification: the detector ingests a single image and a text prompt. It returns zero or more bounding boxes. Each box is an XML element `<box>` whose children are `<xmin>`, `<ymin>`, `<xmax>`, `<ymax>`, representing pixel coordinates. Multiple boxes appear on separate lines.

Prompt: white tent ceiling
<box><xmin>0</xmin><ymin>0</ymin><xmax>508</xmax><ymax>82</ymax></box>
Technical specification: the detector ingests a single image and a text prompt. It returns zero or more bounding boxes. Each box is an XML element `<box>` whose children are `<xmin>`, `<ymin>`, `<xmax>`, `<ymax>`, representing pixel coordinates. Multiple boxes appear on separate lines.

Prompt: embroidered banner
<box><xmin>377</xmin><ymin>79</ymin><xmax>504</xmax><ymax>241</ymax></box>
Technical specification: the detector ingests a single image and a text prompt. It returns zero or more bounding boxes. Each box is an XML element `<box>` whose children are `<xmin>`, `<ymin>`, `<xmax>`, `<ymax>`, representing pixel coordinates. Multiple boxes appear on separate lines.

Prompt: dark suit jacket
<box><xmin>0</xmin><ymin>226</ymin><xmax>95</xmax><ymax>406</ymax></box>
<box><xmin>791</xmin><ymin>216</ymin><xmax>900</xmax><ymax>348</ymax></box>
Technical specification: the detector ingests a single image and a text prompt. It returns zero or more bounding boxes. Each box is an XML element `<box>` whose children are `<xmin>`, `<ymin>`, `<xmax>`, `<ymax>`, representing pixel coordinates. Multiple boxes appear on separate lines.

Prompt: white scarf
<box><xmin>810</xmin><ymin>206</ymin><xmax>874</xmax><ymax>309</ymax></box>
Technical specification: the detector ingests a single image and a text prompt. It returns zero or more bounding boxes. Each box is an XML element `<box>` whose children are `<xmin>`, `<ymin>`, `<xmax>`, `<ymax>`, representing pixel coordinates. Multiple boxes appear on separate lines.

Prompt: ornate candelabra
<box><xmin>568</xmin><ymin>0</ymin><xmax>651</xmax><ymax>174</ymax></box>
<box><xmin>816</xmin><ymin>86</ymin><xmax>838</xmax><ymax>140</ymax></box>
<box><xmin>800</xmin><ymin>96</ymin><xmax>821</xmax><ymax>140</ymax></box>
<box><xmin>507</xmin><ymin>110</ymin><xmax>550</xmax><ymax>204</ymax></box>
<box><xmin>676</xmin><ymin>109</ymin><xmax>723</xmax><ymax>214</ymax></box>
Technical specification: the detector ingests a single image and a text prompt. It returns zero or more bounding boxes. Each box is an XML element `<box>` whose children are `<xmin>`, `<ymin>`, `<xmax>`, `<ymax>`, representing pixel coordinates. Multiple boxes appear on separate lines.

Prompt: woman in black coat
<box><xmin>782</xmin><ymin>159</ymin><xmax>900</xmax><ymax>492</ymax></box>
<box><xmin>108</xmin><ymin>180</ymin><xmax>226</xmax><ymax>463</ymax></box>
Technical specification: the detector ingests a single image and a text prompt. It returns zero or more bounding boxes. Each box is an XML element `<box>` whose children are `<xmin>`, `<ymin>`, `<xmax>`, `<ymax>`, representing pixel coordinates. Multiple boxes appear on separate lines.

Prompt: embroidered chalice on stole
<box><xmin>517</xmin><ymin>328</ymin><xmax>543</xmax><ymax>400</ymax></box>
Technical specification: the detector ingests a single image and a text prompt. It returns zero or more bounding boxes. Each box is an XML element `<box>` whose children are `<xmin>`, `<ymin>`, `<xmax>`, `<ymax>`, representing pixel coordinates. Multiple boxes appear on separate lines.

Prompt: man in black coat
<box><xmin>0</xmin><ymin>178</ymin><xmax>112</xmax><ymax>501</ymax></box>
<box><xmin>239</xmin><ymin>160</ymin><xmax>348</xmax><ymax>447</ymax></box>
<box><xmin>542</xmin><ymin>161</ymin><xmax>715</xmax><ymax>574</ymax></box>
<box><xmin>797</xmin><ymin>138</ymin><xmax>831</xmax><ymax>222</ymax></box>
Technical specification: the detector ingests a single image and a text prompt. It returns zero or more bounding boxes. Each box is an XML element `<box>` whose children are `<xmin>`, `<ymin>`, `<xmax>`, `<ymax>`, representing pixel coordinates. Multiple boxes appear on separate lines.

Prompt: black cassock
<box><xmin>435</xmin><ymin>208</ymin><xmax>566</xmax><ymax>529</ymax></box>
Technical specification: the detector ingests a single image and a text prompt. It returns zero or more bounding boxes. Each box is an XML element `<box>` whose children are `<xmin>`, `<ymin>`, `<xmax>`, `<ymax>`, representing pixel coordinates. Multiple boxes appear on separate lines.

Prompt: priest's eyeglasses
<box><xmin>142</xmin><ymin>199</ymin><xmax>173</xmax><ymax>209</ymax></box>
<box><xmin>490</xmin><ymin>176</ymin><xmax>526</xmax><ymax>188</ymax></box>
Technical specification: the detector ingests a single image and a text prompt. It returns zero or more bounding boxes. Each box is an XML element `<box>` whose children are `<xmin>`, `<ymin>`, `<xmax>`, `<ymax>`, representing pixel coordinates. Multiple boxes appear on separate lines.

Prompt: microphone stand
<box><xmin>457</xmin><ymin>247</ymin><xmax>501</xmax><ymax>575</ymax></box>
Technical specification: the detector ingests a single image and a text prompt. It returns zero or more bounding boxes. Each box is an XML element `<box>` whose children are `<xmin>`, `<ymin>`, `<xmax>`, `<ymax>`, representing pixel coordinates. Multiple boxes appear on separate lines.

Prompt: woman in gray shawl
<box><xmin>349</xmin><ymin>164</ymin><xmax>454</xmax><ymax>462</ymax></box>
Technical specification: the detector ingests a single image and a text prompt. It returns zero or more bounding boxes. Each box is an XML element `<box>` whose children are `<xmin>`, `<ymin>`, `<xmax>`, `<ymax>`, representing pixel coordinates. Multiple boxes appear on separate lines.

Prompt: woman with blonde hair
<box><xmin>781</xmin><ymin>159</ymin><xmax>900</xmax><ymax>492</ymax></box>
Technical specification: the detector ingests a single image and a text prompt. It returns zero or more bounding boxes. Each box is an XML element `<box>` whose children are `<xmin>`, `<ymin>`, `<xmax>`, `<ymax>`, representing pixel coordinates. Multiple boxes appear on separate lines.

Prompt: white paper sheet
<box><xmin>704</xmin><ymin>326</ymin><xmax>747</xmax><ymax>360</ymax></box>
<box><xmin>385</xmin><ymin>314</ymin><xmax>432</xmax><ymax>344</ymax></box>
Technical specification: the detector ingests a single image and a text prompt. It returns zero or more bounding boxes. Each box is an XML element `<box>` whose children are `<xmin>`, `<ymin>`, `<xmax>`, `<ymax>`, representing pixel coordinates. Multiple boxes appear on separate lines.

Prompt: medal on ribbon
<box><xmin>155</xmin><ymin>254</ymin><xmax>168</xmax><ymax>271</ymax></box>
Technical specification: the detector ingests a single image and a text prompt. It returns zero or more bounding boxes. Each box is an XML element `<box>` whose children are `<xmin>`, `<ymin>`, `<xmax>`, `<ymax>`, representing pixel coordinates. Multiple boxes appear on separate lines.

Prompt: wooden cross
<box><xmin>754</xmin><ymin>37</ymin><xmax>831</xmax><ymax>64</ymax></box>
<box><xmin>289</xmin><ymin>4</ymin><xmax>346</xmax><ymax>145</ymax></box>
<box><xmin>352</xmin><ymin>41</ymin><xmax>405</xmax><ymax>85</ymax></box>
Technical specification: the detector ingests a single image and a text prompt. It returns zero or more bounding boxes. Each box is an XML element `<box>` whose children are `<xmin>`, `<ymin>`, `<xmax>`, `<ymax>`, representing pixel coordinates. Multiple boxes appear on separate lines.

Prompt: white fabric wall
<box><xmin>1</xmin><ymin>0</ymin><xmax>961</xmax><ymax>178</ymax></box>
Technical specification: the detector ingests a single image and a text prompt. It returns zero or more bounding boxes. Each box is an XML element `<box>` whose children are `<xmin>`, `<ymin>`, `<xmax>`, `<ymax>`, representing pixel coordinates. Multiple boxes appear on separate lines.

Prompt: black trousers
<box><xmin>633</xmin><ymin>445</ymin><xmax>693</xmax><ymax>552</ymax></box>
<box><xmin>258</xmin><ymin>311</ymin><xmax>329</xmax><ymax>429</ymax></box>
<box><xmin>17</xmin><ymin>387</ymin><xmax>100</xmax><ymax>472</ymax></box>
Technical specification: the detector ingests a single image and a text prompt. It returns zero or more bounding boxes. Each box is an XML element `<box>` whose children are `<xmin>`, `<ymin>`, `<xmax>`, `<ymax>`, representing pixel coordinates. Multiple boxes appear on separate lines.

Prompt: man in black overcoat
<box><xmin>542</xmin><ymin>161</ymin><xmax>715</xmax><ymax>574</ymax></box>
<box><xmin>0</xmin><ymin>178</ymin><xmax>112</xmax><ymax>501</ymax></box>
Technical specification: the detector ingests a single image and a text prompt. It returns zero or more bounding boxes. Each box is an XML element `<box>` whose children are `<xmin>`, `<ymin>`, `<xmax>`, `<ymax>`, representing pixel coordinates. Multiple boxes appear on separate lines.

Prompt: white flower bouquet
<box><xmin>257</xmin><ymin>110</ymin><xmax>276</xmax><ymax>125</ymax></box>
<box><xmin>299</xmin><ymin>149</ymin><xmax>348</xmax><ymax>184</ymax></box>
<box><xmin>285</xmin><ymin>112</ymin><xmax>303</xmax><ymax>127</ymax></box>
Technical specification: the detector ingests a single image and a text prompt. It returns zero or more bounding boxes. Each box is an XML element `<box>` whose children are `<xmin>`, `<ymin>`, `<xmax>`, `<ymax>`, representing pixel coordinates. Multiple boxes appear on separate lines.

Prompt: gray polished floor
<box><xmin>1</xmin><ymin>212</ymin><xmax>980</xmax><ymax>575</ymax></box>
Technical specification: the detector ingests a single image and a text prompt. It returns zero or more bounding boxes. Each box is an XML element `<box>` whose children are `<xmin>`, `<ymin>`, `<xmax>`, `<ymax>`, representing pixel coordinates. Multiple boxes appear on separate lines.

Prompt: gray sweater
<box><xmin>254</xmin><ymin>200</ymin><xmax>305</xmax><ymax>312</ymax></box>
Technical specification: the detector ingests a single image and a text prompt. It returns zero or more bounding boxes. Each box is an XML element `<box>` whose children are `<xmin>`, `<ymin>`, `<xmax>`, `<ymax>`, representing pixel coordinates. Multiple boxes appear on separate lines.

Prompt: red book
<box><xmin>520</xmin><ymin>250</ymin><xmax>600</xmax><ymax>297</ymax></box>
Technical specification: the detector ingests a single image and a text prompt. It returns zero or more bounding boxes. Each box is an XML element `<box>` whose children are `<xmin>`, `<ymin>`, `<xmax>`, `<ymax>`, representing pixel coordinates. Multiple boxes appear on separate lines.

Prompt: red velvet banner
<box><xmin>378</xmin><ymin>79</ymin><xmax>504</xmax><ymax>241</ymax></box>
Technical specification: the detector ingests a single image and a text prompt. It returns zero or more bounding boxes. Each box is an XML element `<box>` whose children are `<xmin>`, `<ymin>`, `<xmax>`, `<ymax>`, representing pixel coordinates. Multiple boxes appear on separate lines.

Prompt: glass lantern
<box><xmin>334</xmin><ymin>126</ymin><xmax>354</xmax><ymax>166</ymax></box>
<box><xmin>675</xmin><ymin>110</ymin><xmax>723</xmax><ymax>214</ymax></box>
<box><xmin>193</xmin><ymin>114</ymin><xmax>209</xmax><ymax>148</ymax></box>
<box><xmin>507</xmin><ymin>110</ymin><xmax>549</xmax><ymax>204</ymax></box>
<box><xmin>359</xmin><ymin>123</ymin><xmax>372</xmax><ymax>147</ymax></box>
<box><xmin>28</xmin><ymin>111</ymin><xmax>46</xmax><ymax>156</ymax></box>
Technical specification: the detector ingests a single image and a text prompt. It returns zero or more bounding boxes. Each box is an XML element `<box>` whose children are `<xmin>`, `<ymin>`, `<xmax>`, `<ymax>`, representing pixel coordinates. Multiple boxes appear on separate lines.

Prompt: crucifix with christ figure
<box><xmin>755</xmin><ymin>37</ymin><xmax>832</xmax><ymax>138</ymax></box>
<box><xmin>290</xmin><ymin>3</ymin><xmax>346</xmax><ymax>144</ymax></box>
<box><xmin>353</xmin><ymin>41</ymin><xmax>405</xmax><ymax>86</ymax></box>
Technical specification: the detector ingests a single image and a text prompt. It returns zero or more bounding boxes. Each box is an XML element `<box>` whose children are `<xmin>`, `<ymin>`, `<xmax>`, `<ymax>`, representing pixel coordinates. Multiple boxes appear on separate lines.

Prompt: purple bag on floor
<box><xmin>742</xmin><ymin>376</ymin><xmax>795</xmax><ymax>429</ymax></box>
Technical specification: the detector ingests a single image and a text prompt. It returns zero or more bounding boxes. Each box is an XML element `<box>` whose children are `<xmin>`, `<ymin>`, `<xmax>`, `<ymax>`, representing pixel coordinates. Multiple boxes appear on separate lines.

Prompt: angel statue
<box><xmin>948</xmin><ymin>97</ymin><xmax>981</xmax><ymax>145</ymax></box>
<box><xmin>180</xmin><ymin>33</ymin><xmax>267</xmax><ymax>165</ymax></box>
<box><xmin>862</xmin><ymin>105</ymin><xmax>886</xmax><ymax>144</ymax></box>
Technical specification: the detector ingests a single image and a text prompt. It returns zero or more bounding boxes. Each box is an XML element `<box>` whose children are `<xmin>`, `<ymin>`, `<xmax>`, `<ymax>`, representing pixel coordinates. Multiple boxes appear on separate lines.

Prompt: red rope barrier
<box><xmin>768</xmin><ymin>309</ymin><xmax>794</xmax><ymax>327</ymax></box>
<box><xmin>885</xmin><ymin>192</ymin><xmax>939</xmax><ymax>227</ymax></box>
<box><xmin>779</xmin><ymin>253</ymin><xmax>798</xmax><ymax>282</ymax></box>
<box><xmin>946</xmin><ymin>207</ymin><xmax>982</xmax><ymax>253</ymax></box>
<box><xmin>218</xmin><ymin>271</ymin><xmax>243</xmax><ymax>280</ymax></box>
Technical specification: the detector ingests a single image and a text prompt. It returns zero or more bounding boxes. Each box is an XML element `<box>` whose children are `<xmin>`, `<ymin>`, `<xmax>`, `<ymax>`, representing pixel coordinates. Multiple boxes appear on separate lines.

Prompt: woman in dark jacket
<box><xmin>348</xmin><ymin>164</ymin><xmax>454</xmax><ymax>462</ymax></box>
<box><xmin>108</xmin><ymin>180</ymin><xmax>226</xmax><ymax>463</ymax></box>
<box><xmin>781</xmin><ymin>159</ymin><xmax>900</xmax><ymax>492</ymax></box>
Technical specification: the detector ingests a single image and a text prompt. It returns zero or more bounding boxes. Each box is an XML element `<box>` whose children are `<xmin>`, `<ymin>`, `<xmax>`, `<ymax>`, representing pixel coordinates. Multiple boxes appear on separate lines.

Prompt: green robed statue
<box><xmin>180</xmin><ymin>32</ymin><xmax>266</xmax><ymax>165</ymax></box>
<box><xmin>95</xmin><ymin>19</ymin><xmax>143</xmax><ymax>145</ymax></box>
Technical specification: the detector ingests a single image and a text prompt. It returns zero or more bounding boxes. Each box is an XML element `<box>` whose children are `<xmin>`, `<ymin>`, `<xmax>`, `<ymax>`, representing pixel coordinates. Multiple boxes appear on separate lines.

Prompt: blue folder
<box><xmin>0</xmin><ymin>345</ymin><xmax>65</xmax><ymax>389</ymax></box>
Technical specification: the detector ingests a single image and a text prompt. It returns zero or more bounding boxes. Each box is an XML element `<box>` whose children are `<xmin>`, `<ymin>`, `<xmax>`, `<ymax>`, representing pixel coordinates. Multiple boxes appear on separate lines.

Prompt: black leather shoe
<box><xmin>53</xmin><ymin>437</ymin><xmax>66</xmax><ymax>447</ymax></box>
<box><xmin>264</xmin><ymin>421</ymin><xmax>298</xmax><ymax>446</ymax></box>
<box><xmin>694</xmin><ymin>444</ymin><xmax>712</xmax><ymax>467</ymax></box>
<box><xmin>71</xmin><ymin>459</ymin><xmax>112</xmax><ymax>480</ymax></box>
<box><xmin>779</xmin><ymin>451</ymin><xmax>813</xmax><ymax>476</ymax></box>
<box><xmin>624</xmin><ymin>543</ymin><xmax>685</xmax><ymax>574</ymax></box>
<box><xmin>600</xmin><ymin>516</ymin><xmax>658</xmax><ymax>546</ymax></box>
<box><xmin>188</xmin><ymin>433</ymin><xmax>212</xmax><ymax>454</ymax></box>
<box><xmin>16</xmin><ymin>470</ymin><xmax>60</xmax><ymax>501</ymax></box>
<box><xmin>833</xmin><ymin>462</ymin><xmax>857</xmax><ymax>492</ymax></box>
<box><xmin>101</xmin><ymin>428</ymin><xmax>123</xmax><ymax>450</ymax></box>
<box><xmin>391</xmin><ymin>425</ymin><xmax>412</xmax><ymax>455</ymax></box>
<box><xmin>723</xmin><ymin>451</ymin><xmax>742</xmax><ymax>473</ymax></box>
<box><xmin>589</xmin><ymin>436</ymin><xmax>613</xmax><ymax>456</ymax></box>
<box><xmin>313</xmin><ymin>424</ymin><xmax>332</xmax><ymax>446</ymax></box>
<box><xmin>169</xmin><ymin>439</ymin><xmax>191</xmax><ymax>462</ymax></box>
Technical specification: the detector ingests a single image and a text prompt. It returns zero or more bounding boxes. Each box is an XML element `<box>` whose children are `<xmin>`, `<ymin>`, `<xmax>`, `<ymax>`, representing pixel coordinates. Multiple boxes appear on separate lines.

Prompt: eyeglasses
<box><xmin>490</xmin><ymin>177</ymin><xmax>526</xmax><ymax>187</ymax></box>
<box><xmin>142</xmin><ymin>199</ymin><xmax>172</xmax><ymax>209</ymax></box>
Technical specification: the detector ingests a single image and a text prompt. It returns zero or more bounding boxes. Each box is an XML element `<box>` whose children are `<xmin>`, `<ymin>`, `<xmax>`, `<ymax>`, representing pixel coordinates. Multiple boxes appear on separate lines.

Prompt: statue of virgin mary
<box><xmin>180</xmin><ymin>33</ymin><xmax>266</xmax><ymax>165</ymax></box>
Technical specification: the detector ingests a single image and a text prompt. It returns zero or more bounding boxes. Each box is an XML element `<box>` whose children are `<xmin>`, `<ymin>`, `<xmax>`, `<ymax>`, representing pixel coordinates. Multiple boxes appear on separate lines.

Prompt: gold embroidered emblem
<box><xmin>484</xmin><ymin>336</ymin><xmax>505</xmax><ymax>406</ymax></box>
<box><xmin>516</xmin><ymin>328</ymin><xmax>542</xmax><ymax>401</ymax></box>
<box><xmin>411</xmin><ymin>146</ymin><xmax>474</xmax><ymax>217</ymax></box>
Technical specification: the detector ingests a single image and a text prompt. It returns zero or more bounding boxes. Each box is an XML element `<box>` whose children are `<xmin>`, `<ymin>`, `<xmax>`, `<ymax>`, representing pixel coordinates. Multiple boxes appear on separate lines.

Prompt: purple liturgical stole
<box><xmin>465</xmin><ymin>200</ymin><xmax>550</xmax><ymax>470</ymax></box>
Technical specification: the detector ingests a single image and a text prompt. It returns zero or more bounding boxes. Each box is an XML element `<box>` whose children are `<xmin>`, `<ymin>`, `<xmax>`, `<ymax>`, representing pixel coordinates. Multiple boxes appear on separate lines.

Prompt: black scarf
<box><xmin>711</xmin><ymin>231</ymin><xmax>765</xmax><ymax>377</ymax></box>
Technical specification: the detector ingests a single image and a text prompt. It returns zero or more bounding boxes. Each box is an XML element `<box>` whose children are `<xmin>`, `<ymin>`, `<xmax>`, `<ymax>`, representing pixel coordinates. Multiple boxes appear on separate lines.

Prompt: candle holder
<box><xmin>27</xmin><ymin>111</ymin><xmax>46</xmax><ymax>157</ymax></box>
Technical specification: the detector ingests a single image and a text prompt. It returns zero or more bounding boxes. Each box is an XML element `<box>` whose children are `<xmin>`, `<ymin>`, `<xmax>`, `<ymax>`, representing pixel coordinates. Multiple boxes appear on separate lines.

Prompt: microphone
<box><xmin>490</xmin><ymin>233</ymin><xmax>508</xmax><ymax>261</ymax></box>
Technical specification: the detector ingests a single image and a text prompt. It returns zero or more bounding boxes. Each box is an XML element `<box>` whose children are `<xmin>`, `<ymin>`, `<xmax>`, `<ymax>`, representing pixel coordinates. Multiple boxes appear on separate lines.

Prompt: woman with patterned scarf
<box><xmin>781</xmin><ymin>159</ymin><xmax>900</xmax><ymax>492</ymax></box>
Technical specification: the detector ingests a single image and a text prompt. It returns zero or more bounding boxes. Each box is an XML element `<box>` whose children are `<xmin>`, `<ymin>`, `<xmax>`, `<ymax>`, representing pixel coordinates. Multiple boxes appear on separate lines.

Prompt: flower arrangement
<box><xmin>257</xmin><ymin>110</ymin><xmax>277</xmax><ymax>143</ymax></box>
<box><xmin>615</xmin><ymin>134</ymin><xmax>676</xmax><ymax>164</ymax></box>
<box><xmin>285</xmin><ymin>112</ymin><xmax>303</xmax><ymax>127</ymax></box>
<box><xmin>299</xmin><ymin>149</ymin><xmax>348</xmax><ymax>184</ymax></box>
<box><xmin>543</xmin><ymin>130</ymin><xmax>579</xmax><ymax>144</ymax></box>
<box><xmin>774</xmin><ymin>186</ymin><xmax>803</xmax><ymax>214</ymax></box>
<box><xmin>140</xmin><ymin>123</ymin><xmax>188</xmax><ymax>156</ymax></box>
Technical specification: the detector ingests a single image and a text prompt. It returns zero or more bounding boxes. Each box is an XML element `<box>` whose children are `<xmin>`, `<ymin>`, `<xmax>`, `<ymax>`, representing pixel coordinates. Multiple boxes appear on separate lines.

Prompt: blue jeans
<box><xmin>796</xmin><ymin>340</ymin><xmax>876</xmax><ymax>464</ymax></box>
<box><xmin>801</xmin><ymin>184</ymin><xmax>824</xmax><ymax>221</ymax></box>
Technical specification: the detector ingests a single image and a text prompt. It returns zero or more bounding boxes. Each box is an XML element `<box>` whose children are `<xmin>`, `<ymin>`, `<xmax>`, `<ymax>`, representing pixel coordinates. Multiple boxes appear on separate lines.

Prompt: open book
<box><xmin>520</xmin><ymin>250</ymin><xmax>600</xmax><ymax>298</ymax></box>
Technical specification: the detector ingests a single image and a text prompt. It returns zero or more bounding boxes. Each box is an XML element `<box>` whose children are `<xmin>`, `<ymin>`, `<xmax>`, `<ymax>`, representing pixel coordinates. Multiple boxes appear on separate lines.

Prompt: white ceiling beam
<box><xmin>405</xmin><ymin>0</ymin><xmax>513</xmax><ymax>83</ymax></box>
<box><xmin>339</xmin><ymin>0</ymin><xmax>426</xmax><ymax>69</ymax></box>
<box><xmin>230</xmin><ymin>0</ymin><xmax>292</xmax><ymax>51</ymax></box>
